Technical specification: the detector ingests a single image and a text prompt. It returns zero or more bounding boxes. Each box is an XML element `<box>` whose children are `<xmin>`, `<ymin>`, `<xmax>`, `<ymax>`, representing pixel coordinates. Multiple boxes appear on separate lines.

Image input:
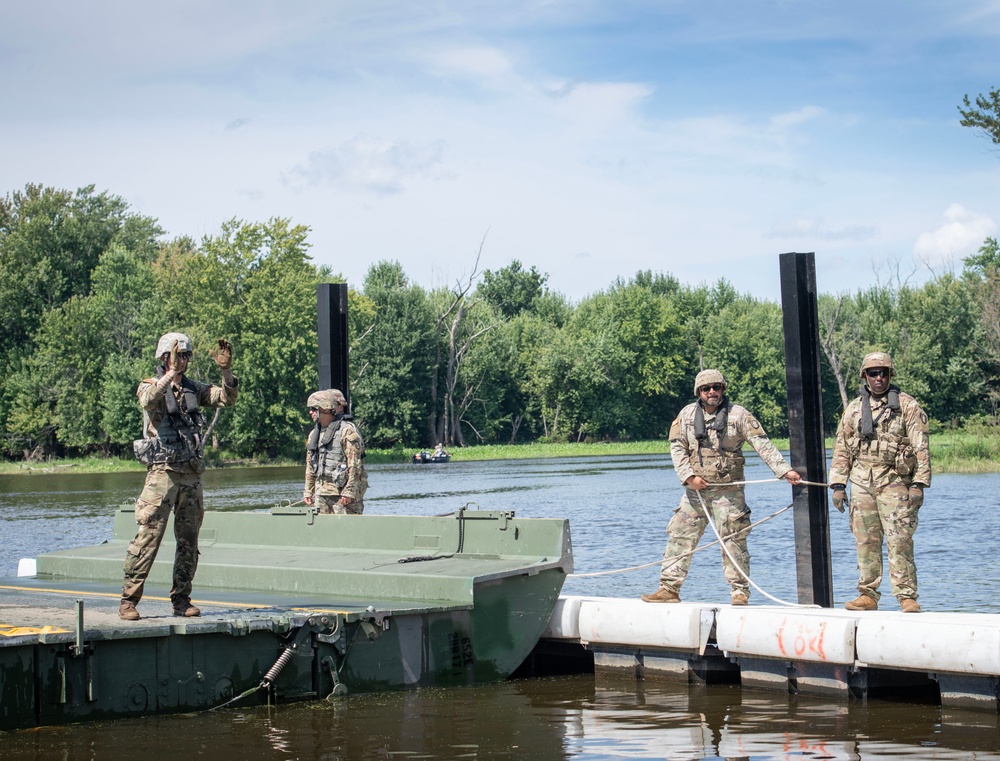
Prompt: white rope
<box><xmin>716</xmin><ymin>477</ymin><xmax>828</xmax><ymax>488</ymax></box>
<box><xmin>569</xmin><ymin>502</ymin><xmax>794</xmax><ymax>578</ymax></box>
<box><xmin>694</xmin><ymin>489</ymin><xmax>818</xmax><ymax>608</ymax></box>
<box><xmin>567</xmin><ymin>477</ymin><xmax>829</xmax><ymax>608</ymax></box>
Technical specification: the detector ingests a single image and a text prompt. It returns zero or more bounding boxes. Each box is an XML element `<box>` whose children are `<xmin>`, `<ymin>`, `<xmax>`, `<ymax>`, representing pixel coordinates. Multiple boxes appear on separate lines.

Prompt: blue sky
<box><xmin>3</xmin><ymin>1</ymin><xmax>1000</xmax><ymax>302</ymax></box>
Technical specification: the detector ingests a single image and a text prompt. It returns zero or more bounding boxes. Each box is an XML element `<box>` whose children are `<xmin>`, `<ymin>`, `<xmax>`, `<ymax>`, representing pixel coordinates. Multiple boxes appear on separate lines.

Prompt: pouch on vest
<box><xmin>133</xmin><ymin>438</ymin><xmax>156</xmax><ymax>465</ymax></box>
<box><xmin>895</xmin><ymin>444</ymin><xmax>916</xmax><ymax>476</ymax></box>
<box><xmin>132</xmin><ymin>435</ymin><xmax>196</xmax><ymax>466</ymax></box>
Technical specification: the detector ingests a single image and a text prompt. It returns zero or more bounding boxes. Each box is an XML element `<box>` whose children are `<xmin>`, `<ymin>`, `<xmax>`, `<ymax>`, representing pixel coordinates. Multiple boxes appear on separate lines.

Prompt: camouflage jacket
<box><xmin>829</xmin><ymin>390</ymin><xmax>931</xmax><ymax>489</ymax></box>
<box><xmin>304</xmin><ymin>418</ymin><xmax>367</xmax><ymax>501</ymax></box>
<box><xmin>137</xmin><ymin>373</ymin><xmax>239</xmax><ymax>473</ymax></box>
<box><xmin>669</xmin><ymin>401</ymin><xmax>793</xmax><ymax>486</ymax></box>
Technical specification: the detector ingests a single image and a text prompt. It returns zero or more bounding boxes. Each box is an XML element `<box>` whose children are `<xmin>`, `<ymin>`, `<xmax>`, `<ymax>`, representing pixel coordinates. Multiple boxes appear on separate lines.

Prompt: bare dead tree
<box><xmin>429</xmin><ymin>231</ymin><xmax>499</xmax><ymax>446</ymax></box>
<box><xmin>872</xmin><ymin>254</ymin><xmax>920</xmax><ymax>292</ymax></box>
<box><xmin>818</xmin><ymin>295</ymin><xmax>851</xmax><ymax>410</ymax></box>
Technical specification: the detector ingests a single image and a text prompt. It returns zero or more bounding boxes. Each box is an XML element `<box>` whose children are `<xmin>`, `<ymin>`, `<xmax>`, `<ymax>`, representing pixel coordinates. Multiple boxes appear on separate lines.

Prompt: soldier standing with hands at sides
<box><xmin>304</xmin><ymin>389</ymin><xmax>368</xmax><ymax>514</ymax></box>
<box><xmin>642</xmin><ymin>369</ymin><xmax>801</xmax><ymax>606</ymax></box>
<box><xmin>120</xmin><ymin>333</ymin><xmax>239</xmax><ymax>621</ymax></box>
<box><xmin>829</xmin><ymin>352</ymin><xmax>930</xmax><ymax>613</ymax></box>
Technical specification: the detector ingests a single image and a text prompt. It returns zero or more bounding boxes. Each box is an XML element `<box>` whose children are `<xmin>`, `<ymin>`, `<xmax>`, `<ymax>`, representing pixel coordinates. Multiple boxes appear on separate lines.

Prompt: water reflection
<box><xmin>4</xmin><ymin>675</ymin><xmax>1000</xmax><ymax>760</ymax></box>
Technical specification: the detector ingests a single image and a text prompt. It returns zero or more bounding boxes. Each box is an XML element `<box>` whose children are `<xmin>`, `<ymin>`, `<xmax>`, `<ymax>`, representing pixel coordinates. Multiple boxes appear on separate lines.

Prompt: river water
<box><xmin>2</xmin><ymin>454</ymin><xmax>1000</xmax><ymax>759</ymax></box>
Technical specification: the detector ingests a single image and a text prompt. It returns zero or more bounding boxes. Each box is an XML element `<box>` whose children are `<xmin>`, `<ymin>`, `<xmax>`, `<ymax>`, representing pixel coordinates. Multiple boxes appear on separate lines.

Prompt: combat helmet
<box><xmin>307</xmin><ymin>389</ymin><xmax>347</xmax><ymax>411</ymax></box>
<box><xmin>693</xmin><ymin>369</ymin><xmax>727</xmax><ymax>396</ymax></box>
<box><xmin>155</xmin><ymin>332</ymin><xmax>193</xmax><ymax>360</ymax></box>
<box><xmin>859</xmin><ymin>352</ymin><xmax>895</xmax><ymax>378</ymax></box>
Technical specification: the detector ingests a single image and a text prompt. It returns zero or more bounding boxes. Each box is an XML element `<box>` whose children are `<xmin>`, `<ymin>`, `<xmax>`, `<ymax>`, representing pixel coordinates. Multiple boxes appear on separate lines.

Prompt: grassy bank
<box><xmin>2</xmin><ymin>432</ymin><xmax>997</xmax><ymax>476</ymax></box>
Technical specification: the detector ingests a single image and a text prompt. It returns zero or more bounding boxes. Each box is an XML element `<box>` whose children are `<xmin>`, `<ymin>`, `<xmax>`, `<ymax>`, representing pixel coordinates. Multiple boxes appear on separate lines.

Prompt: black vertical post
<box><xmin>779</xmin><ymin>252</ymin><xmax>833</xmax><ymax>607</ymax></box>
<box><xmin>317</xmin><ymin>283</ymin><xmax>351</xmax><ymax>409</ymax></box>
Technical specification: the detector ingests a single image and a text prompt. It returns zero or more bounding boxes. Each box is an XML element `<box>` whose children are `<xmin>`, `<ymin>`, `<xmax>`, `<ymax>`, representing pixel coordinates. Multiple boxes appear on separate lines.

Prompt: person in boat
<box><xmin>642</xmin><ymin>369</ymin><xmax>801</xmax><ymax>606</ymax></box>
<box><xmin>120</xmin><ymin>332</ymin><xmax>239</xmax><ymax>621</ymax></box>
<box><xmin>433</xmin><ymin>442</ymin><xmax>447</xmax><ymax>458</ymax></box>
<box><xmin>829</xmin><ymin>352</ymin><xmax>930</xmax><ymax>614</ymax></box>
<box><xmin>304</xmin><ymin>388</ymin><xmax>368</xmax><ymax>514</ymax></box>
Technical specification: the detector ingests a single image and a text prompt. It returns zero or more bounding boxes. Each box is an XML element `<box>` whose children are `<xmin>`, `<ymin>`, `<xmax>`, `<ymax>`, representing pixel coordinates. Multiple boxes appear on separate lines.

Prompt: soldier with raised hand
<box><xmin>642</xmin><ymin>369</ymin><xmax>801</xmax><ymax>606</ymax></box>
<box><xmin>829</xmin><ymin>352</ymin><xmax>930</xmax><ymax>613</ymax></box>
<box><xmin>303</xmin><ymin>388</ymin><xmax>368</xmax><ymax>514</ymax></box>
<box><xmin>119</xmin><ymin>333</ymin><xmax>239</xmax><ymax>621</ymax></box>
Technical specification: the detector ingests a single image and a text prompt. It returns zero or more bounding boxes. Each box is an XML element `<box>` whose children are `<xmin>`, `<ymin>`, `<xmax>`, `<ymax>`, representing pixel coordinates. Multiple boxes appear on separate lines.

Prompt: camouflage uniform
<box><xmin>304</xmin><ymin>417</ymin><xmax>368</xmax><ymax>514</ymax></box>
<box><xmin>829</xmin><ymin>389</ymin><xmax>931</xmax><ymax>602</ymax></box>
<box><xmin>659</xmin><ymin>401</ymin><xmax>794</xmax><ymax>599</ymax></box>
<box><xmin>122</xmin><ymin>371</ymin><xmax>238</xmax><ymax>608</ymax></box>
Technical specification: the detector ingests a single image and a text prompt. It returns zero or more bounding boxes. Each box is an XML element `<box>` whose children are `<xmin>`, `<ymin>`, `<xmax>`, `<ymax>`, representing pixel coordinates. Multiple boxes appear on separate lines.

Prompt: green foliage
<box><xmin>703</xmin><ymin>298</ymin><xmax>788</xmax><ymax>434</ymax></box>
<box><xmin>2</xmin><ymin>180</ymin><xmax>998</xmax><ymax>462</ymax></box>
<box><xmin>959</xmin><ymin>88</ymin><xmax>1000</xmax><ymax>146</ymax></box>
<box><xmin>478</xmin><ymin>260</ymin><xmax>548</xmax><ymax>318</ymax></box>
<box><xmin>198</xmin><ymin>218</ymin><xmax>322</xmax><ymax>459</ymax></box>
<box><xmin>352</xmin><ymin>261</ymin><xmax>436</xmax><ymax>448</ymax></box>
<box><xmin>964</xmin><ymin>237</ymin><xmax>1000</xmax><ymax>276</ymax></box>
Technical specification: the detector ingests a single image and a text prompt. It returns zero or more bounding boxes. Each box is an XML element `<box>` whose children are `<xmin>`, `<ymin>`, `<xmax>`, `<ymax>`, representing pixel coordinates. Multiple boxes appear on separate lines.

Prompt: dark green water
<box><xmin>3</xmin><ymin>456</ymin><xmax>1000</xmax><ymax>758</ymax></box>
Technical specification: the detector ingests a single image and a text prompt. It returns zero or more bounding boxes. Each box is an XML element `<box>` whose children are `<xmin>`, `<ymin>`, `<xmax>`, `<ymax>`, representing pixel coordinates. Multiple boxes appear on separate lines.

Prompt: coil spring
<box><xmin>262</xmin><ymin>645</ymin><xmax>296</xmax><ymax>685</ymax></box>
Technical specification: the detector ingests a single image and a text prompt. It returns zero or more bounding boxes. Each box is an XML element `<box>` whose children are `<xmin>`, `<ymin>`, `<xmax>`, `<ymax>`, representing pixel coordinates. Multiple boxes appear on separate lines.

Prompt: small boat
<box><xmin>412</xmin><ymin>451</ymin><xmax>451</xmax><ymax>463</ymax></box>
<box><xmin>0</xmin><ymin>504</ymin><xmax>571</xmax><ymax>729</ymax></box>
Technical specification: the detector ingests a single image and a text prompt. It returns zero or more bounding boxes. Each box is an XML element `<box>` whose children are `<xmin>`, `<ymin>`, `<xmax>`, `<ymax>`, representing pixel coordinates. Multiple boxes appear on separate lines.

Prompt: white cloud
<box><xmin>287</xmin><ymin>137</ymin><xmax>449</xmax><ymax>194</ymax></box>
<box><xmin>913</xmin><ymin>203</ymin><xmax>997</xmax><ymax>263</ymax></box>
<box><xmin>764</xmin><ymin>218</ymin><xmax>878</xmax><ymax>242</ymax></box>
<box><xmin>426</xmin><ymin>46</ymin><xmax>515</xmax><ymax>83</ymax></box>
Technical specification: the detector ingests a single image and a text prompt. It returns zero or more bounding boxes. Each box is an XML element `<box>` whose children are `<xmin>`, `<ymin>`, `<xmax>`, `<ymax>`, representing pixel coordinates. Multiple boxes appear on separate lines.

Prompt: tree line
<box><xmin>1</xmin><ymin>182</ymin><xmax>998</xmax><ymax>463</ymax></box>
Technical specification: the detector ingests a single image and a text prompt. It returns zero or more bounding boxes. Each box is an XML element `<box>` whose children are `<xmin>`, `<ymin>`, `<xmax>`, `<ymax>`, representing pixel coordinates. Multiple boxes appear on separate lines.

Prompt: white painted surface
<box><xmin>577</xmin><ymin>598</ymin><xmax>716</xmax><ymax>652</ymax></box>
<box><xmin>17</xmin><ymin>558</ymin><xmax>36</xmax><ymax>577</ymax></box>
<box><xmin>543</xmin><ymin>596</ymin><xmax>1000</xmax><ymax>682</ymax></box>
<box><xmin>716</xmin><ymin>607</ymin><xmax>857</xmax><ymax>664</ymax></box>
<box><xmin>856</xmin><ymin>614</ymin><xmax>1000</xmax><ymax>674</ymax></box>
<box><xmin>543</xmin><ymin>595</ymin><xmax>589</xmax><ymax>639</ymax></box>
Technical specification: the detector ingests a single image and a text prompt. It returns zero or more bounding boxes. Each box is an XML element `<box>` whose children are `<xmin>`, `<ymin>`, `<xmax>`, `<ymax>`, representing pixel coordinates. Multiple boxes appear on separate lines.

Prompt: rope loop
<box><xmin>569</xmin><ymin>475</ymin><xmax>826</xmax><ymax>611</ymax></box>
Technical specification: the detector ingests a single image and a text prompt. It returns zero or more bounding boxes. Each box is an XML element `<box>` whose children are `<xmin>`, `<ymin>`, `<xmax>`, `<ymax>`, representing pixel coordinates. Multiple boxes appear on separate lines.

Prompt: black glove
<box><xmin>831</xmin><ymin>485</ymin><xmax>848</xmax><ymax>513</ymax></box>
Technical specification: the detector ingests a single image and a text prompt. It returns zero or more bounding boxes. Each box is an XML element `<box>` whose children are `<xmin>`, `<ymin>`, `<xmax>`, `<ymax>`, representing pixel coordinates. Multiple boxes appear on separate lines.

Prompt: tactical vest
<box><xmin>685</xmin><ymin>400</ymin><xmax>744</xmax><ymax>484</ymax></box>
<box><xmin>690</xmin><ymin>441</ymin><xmax>746</xmax><ymax>483</ymax></box>
<box><xmin>308</xmin><ymin>420</ymin><xmax>349</xmax><ymax>486</ymax></box>
<box><xmin>846</xmin><ymin>403</ymin><xmax>913</xmax><ymax>473</ymax></box>
<box><xmin>136</xmin><ymin>377</ymin><xmax>206</xmax><ymax>466</ymax></box>
<box><xmin>161</xmin><ymin>377</ymin><xmax>206</xmax><ymax>460</ymax></box>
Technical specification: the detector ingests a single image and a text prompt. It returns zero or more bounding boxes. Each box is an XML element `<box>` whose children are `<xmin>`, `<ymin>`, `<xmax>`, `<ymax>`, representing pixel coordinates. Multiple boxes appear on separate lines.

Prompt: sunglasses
<box><xmin>865</xmin><ymin>369</ymin><xmax>889</xmax><ymax>378</ymax></box>
<box><xmin>699</xmin><ymin>384</ymin><xmax>724</xmax><ymax>393</ymax></box>
<box><xmin>308</xmin><ymin>407</ymin><xmax>319</xmax><ymax>413</ymax></box>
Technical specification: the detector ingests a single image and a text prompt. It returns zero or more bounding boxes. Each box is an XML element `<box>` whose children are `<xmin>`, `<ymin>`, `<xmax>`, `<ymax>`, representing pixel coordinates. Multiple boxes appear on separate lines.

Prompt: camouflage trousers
<box><xmin>315</xmin><ymin>494</ymin><xmax>364</xmax><ymax>515</ymax></box>
<box><xmin>848</xmin><ymin>479</ymin><xmax>919</xmax><ymax>601</ymax></box>
<box><xmin>122</xmin><ymin>467</ymin><xmax>204</xmax><ymax>605</ymax></box>
<box><xmin>659</xmin><ymin>485</ymin><xmax>751</xmax><ymax>598</ymax></box>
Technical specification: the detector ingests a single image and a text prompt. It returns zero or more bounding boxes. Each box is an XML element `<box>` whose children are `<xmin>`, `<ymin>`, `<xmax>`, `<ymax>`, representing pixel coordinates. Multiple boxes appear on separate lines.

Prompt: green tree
<box><xmin>194</xmin><ymin>218</ymin><xmax>326</xmax><ymax>459</ymax></box>
<box><xmin>703</xmin><ymin>297</ymin><xmax>788</xmax><ymax>434</ymax></box>
<box><xmin>959</xmin><ymin>87</ymin><xmax>1000</xmax><ymax>147</ymax></box>
<box><xmin>7</xmin><ymin>296</ymin><xmax>112</xmax><ymax>453</ymax></box>
<box><xmin>354</xmin><ymin>261</ymin><xmax>436</xmax><ymax>448</ymax></box>
<box><xmin>894</xmin><ymin>275</ymin><xmax>986</xmax><ymax>424</ymax></box>
<box><xmin>478</xmin><ymin>260</ymin><xmax>548</xmax><ymax>319</ymax></box>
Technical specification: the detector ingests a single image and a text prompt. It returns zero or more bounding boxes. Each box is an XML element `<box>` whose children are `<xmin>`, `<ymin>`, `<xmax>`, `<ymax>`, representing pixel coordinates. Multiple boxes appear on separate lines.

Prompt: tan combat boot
<box><xmin>731</xmin><ymin>592</ymin><xmax>749</xmax><ymax>606</ymax></box>
<box><xmin>118</xmin><ymin>601</ymin><xmax>140</xmax><ymax>621</ymax></box>
<box><xmin>641</xmin><ymin>587</ymin><xmax>680</xmax><ymax>603</ymax></box>
<box><xmin>899</xmin><ymin>597</ymin><xmax>921</xmax><ymax>613</ymax></box>
<box><xmin>844</xmin><ymin>594</ymin><xmax>878</xmax><ymax>611</ymax></box>
<box><xmin>172</xmin><ymin>598</ymin><xmax>201</xmax><ymax>617</ymax></box>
